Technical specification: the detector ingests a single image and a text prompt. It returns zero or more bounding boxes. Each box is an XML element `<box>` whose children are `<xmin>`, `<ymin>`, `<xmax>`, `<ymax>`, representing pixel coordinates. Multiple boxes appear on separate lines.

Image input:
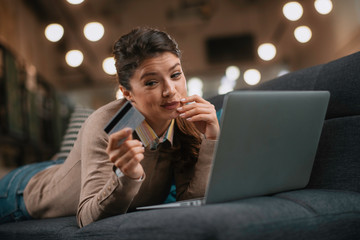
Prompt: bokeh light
<box><xmin>314</xmin><ymin>0</ymin><xmax>333</xmax><ymax>15</ymax></box>
<box><xmin>218</xmin><ymin>76</ymin><xmax>236</xmax><ymax>94</ymax></box>
<box><xmin>244</xmin><ymin>69</ymin><xmax>261</xmax><ymax>85</ymax></box>
<box><xmin>65</xmin><ymin>50</ymin><xmax>83</xmax><ymax>67</ymax></box>
<box><xmin>102</xmin><ymin>57</ymin><xmax>116</xmax><ymax>75</ymax></box>
<box><xmin>283</xmin><ymin>2</ymin><xmax>303</xmax><ymax>21</ymax></box>
<box><xmin>84</xmin><ymin>22</ymin><xmax>105</xmax><ymax>42</ymax></box>
<box><xmin>294</xmin><ymin>26</ymin><xmax>312</xmax><ymax>43</ymax></box>
<box><xmin>225</xmin><ymin>66</ymin><xmax>240</xmax><ymax>81</ymax></box>
<box><xmin>66</xmin><ymin>0</ymin><xmax>85</xmax><ymax>5</ymax></box>
<box><xmin>188</xmin><ymin>77</ymin><xmax>204</xmax><ymax>97</ymax></box>
<box><xmin>116</xmin><ymin>89</ymin><xmax>124</xmax><ymax>99</ymax></box>
<box><xmin>44</xmin><ymin>23</ymin><xmax>64</xmax><ymax>42</ymax></box>
<box><xmin>257</xmin><ymin>43</ymin><xmax>277</xmax><ymax>61</ymax></box>
<box><xmin>278</xmin><ymin>69</ymin><xmax>290</xmax><ymax>77</ymax></box>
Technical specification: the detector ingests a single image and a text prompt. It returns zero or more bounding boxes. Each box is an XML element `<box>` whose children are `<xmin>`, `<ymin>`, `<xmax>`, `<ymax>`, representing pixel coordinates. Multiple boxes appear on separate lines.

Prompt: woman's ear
<box><xmin>119</xmin><ymin>86</ymin><xmax>134</xmax><ymax>102</ymax></box>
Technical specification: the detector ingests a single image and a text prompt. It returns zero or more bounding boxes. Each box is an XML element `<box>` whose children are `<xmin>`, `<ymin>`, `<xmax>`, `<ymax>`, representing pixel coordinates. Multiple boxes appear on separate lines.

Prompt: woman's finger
<box><xmin>178</xmin><ymin>105</ymin><xmax>213</xmax><ymax>119</ymax></box>
<box><xmin>108</xmin><ymin>138</ymin><xmax>142</xmax><ymax>163</ymax></box>
<box><xmin>111</xmin><ymin>139</ymin><xmax>143</xmax><ymax>161</ymax></box>
<box><xmin>113</xmin><ymin>143</ymin><xmax>144</xmax><ymax>168</ymax></box>
<box><xmin>180</xmin><ymin>95</ymin><xmax>209</xmax><ymax>105</ymax></box>
<box><xmin>177</xmin><ymin>100</ymin><xmax>214</xmax><ymax>114</ymax></box>
<box><xmin>120</xmin><ymin>153</ymin><xmax>145</xmax><ymax>177</ymax></box>
<box><xmin>107</xmin><ymin>128</ymin><xmax>133</xmax><ymax>151</ymax></box>
<box><xmin>178</xmin><ymin>94</ymin><xmax>220</xmax><ymax>140</ymax></box>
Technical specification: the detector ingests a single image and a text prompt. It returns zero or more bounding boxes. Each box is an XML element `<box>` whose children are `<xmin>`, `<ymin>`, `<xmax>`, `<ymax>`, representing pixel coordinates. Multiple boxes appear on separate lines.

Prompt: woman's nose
<box><xmin>162</xmin><ymin>80</ymin><xmax>176</xmax><ymax>97</ymax></box>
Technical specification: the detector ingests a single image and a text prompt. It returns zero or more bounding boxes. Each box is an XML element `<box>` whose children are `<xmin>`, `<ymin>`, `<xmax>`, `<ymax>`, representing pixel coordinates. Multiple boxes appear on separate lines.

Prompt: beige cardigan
<box><xmin>23</xmin><ymin>99</ymin><xmax>216</xmax><ymax>227</ymax></box>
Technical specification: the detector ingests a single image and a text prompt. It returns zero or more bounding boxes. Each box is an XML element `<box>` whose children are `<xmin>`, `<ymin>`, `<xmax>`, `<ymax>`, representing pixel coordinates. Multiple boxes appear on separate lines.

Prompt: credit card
<box><xmin>104</xmin><ymin>101</ymin><xmax>145</xmax><ymax>137</ymax></box>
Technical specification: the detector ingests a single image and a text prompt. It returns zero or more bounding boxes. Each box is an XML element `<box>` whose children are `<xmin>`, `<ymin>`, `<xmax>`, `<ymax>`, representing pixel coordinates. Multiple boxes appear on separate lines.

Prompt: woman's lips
<box><xmin>162</xmin><ymin>101</ymin><xmax>179</xmax><ymax>110</ymax></box>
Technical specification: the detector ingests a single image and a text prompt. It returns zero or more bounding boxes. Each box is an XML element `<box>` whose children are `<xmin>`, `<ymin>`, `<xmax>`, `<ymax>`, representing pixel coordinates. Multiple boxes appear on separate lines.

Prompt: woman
<box><xmin>0</xmin><ymin>27</ymin><xmax>219</xmax><ymax>227</ymax></box>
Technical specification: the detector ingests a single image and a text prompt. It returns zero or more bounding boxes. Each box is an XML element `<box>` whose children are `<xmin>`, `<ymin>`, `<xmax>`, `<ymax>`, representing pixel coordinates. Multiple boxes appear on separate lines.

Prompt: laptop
<box><xmin>136</xmin><ymin>91</ymin><xmax>330</xmax><ymax>210</ymax></box>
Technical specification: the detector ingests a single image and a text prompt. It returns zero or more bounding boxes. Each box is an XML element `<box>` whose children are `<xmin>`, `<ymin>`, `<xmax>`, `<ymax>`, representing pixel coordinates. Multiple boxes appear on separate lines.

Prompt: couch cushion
<box><xmin>314</xmin><ymin>51</ymin><xmax>360</xmax><ymax>119</ymax></box>
<box><xmin>308</xmin><ymin>115</ymin><xmax>360</xmax><ymax>192</ymax></box>
<box><xmin>274</xmin><ymin>189</ymin><xmax>360</xmax><ymax>215</ymax></box>
<box><xmin>0</xmin><ymin>216</ymin><xmax>78</xmax><ymax>239</ymax></box>
<box><xmin>1</xmin><ymin>189</ymin><xmax>359</xmax><ymax>239</ymax></box>
<box><xmin>74</xmin><ymin>189</ymin><xmax>360</xmax><ymax>240</ymax></box>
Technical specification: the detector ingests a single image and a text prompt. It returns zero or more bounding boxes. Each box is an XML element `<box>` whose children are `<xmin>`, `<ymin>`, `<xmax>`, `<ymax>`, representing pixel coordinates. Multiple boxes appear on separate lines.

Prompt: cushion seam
<box><xmin>272</xmin><ymin>195</ymin><xmax>318</xmax><ymax>214</ymax></box>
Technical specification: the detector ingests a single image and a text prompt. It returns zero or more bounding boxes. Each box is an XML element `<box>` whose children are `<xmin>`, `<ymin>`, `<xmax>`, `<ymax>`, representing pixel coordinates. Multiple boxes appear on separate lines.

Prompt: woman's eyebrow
<box><xmin>140</xmin><ymin>63</ymin><xmax>181</xmax><ymax>80</ymax></box>
<box><xmin>140</xmin><ymin>72</ymin><xmax>157</xmax><ymax>80</ymax></box>
<box><xmin>169</xmin><ymin>63</ymin><xmax>181</xmax><ymax>71</ymax></box>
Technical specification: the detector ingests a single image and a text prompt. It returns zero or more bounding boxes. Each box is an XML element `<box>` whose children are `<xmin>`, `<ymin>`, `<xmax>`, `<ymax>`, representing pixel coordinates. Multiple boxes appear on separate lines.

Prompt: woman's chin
<box><xmin>170</xmin><ymin>111</ymin><xmax>180</xmax><ymax>119</ymax></box>
<box><xmin>152</xmin><ymin>110</ymin><xmax>180</xmax><ymax>123</ymax></box>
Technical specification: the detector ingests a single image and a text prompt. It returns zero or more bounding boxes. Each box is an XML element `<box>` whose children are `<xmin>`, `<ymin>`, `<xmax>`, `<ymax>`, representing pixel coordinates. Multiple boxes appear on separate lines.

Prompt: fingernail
<box><xmin>179</xmin><ymin>113</ymin><xmax>185</xmax><ymax>117</ymax></box>
<box><xmin>186</xmin><ymin>117</ymin><xmax>192</xmax><ymax>121</ymax></box>
<box><xmin>180</xmin><ymin>98</ymin><xmax>186</xmax><ymax>102</ymax></box>
<box><xmin>177</xmin><ymin>107</ymin><xmax>183</xmax><ymax>111</ymax></box>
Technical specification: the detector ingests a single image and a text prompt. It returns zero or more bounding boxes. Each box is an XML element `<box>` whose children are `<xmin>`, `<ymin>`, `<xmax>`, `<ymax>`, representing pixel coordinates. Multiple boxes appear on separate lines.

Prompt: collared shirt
<box><xmin>135</xmin><ymin>119</ymin><xmax>175</xmax><ymax>150</ymax></box>
<box><xmin>115</xmin><ymin>119</ymin><xmax>175</xmax><ymax>179</ymax></box>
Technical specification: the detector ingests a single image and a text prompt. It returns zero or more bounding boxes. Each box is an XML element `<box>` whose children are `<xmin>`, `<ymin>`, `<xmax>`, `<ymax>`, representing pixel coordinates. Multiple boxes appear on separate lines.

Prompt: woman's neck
<box><xmin>146</xmin><ymin>119</ymin><xmax>172</xmax><ymax>137</ymax></box>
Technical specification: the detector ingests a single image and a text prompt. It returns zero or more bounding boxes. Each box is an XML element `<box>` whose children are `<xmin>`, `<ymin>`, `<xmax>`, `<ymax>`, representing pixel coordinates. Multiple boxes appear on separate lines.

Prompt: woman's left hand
<box><xmin>177</xmin><ymin>95</ymin><xmax>220</xmax><ymax>140</ymax></box>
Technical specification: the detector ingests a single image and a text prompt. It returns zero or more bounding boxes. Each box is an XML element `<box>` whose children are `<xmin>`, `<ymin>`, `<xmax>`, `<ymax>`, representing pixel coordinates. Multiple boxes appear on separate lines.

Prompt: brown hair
<box><xmin>113</xmin><ymin>27</ymin><xmax>181</xmax><ymax>90</ymax></box>
<box><xmin>113</xmin><ymin>27</ymin><xmax>201</xmax><ymax>165</ymax></box>
<box><xmin>174</xmin><ymin>118</ymin><xmax>202</xmax><ymax>168</ymax></box>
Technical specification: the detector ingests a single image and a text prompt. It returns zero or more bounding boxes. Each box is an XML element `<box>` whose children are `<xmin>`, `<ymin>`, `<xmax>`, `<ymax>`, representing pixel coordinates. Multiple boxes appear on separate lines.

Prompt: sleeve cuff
<box><xmin>114</xmin><ymin>167</ymin><xmax>144</xmax><ymax>182</ymax></box>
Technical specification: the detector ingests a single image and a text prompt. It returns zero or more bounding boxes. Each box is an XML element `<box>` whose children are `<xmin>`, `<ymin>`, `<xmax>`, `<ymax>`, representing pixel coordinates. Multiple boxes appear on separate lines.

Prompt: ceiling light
<box><xmin>282</xmin><ymin>2</ymin><xmax>303</xmax><ymax>21</ymax></box>
<box><xmin>102</xmin><ymin>57</ymin><xmax>116</xmax><ymax>75</ymax></box>
<box><xmin>294</xmin><ymin>26</ymin><xmax>312</xmax><ymax>43</ymax></box>
<box><xmin>314</xmin><ymin>0</ymin><xmax>333</xmax><ymax>15</ymax></box>
<box><xmin>44</xmin><ymin>23</ymin><xmax>64</xmax><ymax>42</ymax></box>
<box><xmin>66</xmin><ymin>0</ymin><xmax>85</xmax><ymax>5</ymax></box>
<box><xmin>225</xmin><ymin>66</ymin><xmax>240</xmax><ymax>81</ymax></box>
<box><xmin>188</xmin><ymin>77</ymin><xmax>204</xmax><ymax>97</ymax></box>
<box><xmin>84</xmin><ymin>22</ymin><xmax>104</xmax><ymax>42</ymax></box>
<box><xmin>257</xmin><ymin>43</ymin><xmax>277</xmax><ymax>61</ymax></box>
<box><xmin>244</xmin><ymin>69</ymin><xmax>261</xmax><ymax>85</ymax></box>
<box><xmin>65</xmin><ymin>50</ymin><xmax>83</xmax><ymax>67</ymax></box>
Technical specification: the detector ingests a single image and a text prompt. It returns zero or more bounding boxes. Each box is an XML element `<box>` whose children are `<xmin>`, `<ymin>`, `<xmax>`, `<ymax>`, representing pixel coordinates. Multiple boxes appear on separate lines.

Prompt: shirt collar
<box><xmin>135</xmin><ymin>119</ymin><xmax>175</xmax><ymax>149</ymax></box>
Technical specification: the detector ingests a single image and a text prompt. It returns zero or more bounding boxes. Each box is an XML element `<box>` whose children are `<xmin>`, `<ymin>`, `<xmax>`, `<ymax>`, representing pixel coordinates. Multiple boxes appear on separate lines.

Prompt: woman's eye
<box><xmin>145</xmin><ymin>80</ymin><xmax>157</xmax><ymax>86</ymax></box>
<box><xmin>171</xmin><ymin>72</ymin><xmax>182</xmax><ymax>79</ymax></box>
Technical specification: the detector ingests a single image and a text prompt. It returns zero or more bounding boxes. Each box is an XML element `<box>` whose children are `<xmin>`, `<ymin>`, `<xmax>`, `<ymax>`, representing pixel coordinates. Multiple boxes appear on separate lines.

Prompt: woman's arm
<box><xmin>76</xmin><ymin>105</ymin><xmax>145</xmax><ymax>228</ymax></box>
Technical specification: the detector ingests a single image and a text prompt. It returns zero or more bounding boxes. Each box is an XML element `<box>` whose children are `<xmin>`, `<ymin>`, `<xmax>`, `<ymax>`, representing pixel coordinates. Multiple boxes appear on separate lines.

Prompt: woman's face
<box><xmin>121</xmin><ymin>52</ymin><xmax>187</xmax><ymax>134</ymax></box>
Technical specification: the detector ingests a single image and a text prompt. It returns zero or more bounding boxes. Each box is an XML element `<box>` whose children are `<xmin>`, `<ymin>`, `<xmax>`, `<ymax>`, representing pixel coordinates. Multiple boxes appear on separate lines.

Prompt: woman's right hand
<box><xmin>106</xmin><ymin>128</ymin><xmax>145</xmax><ymax>179</ymax></box>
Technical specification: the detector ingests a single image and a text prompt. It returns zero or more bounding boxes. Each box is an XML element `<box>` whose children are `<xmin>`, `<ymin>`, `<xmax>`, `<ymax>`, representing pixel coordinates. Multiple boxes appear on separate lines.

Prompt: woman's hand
<box><xmin>177</xmin><ymin>95</ymin><xmax>220</xmax><ymax>140</ymax></box>
<box><xmin>106</xmin><ymin>128</ymin><xmax>145</xmax><ymax>179</ymax></box>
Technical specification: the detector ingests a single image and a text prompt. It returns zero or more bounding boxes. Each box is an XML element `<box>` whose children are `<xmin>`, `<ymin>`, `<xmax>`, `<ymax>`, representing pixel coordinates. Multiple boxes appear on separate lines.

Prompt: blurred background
<box><xmin>0</xmin><ymin>0</ymin><xmax>359</xmax><ymax>171</ymax></box>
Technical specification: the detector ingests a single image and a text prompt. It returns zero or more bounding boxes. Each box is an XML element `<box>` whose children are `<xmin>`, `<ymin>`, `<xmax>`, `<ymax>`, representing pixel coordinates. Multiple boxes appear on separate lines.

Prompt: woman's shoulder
<box><xmin>83</xmin><ymin>99</ymin><xmax>126</xmax><ymax>133</ymax></box>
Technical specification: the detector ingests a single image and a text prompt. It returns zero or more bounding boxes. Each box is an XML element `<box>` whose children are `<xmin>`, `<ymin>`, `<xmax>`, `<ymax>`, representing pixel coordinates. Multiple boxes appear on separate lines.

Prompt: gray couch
<box><xmin>1</xmin><ymin>52</ymin><xmax>359</xmax><ymax>239</ymax></box>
